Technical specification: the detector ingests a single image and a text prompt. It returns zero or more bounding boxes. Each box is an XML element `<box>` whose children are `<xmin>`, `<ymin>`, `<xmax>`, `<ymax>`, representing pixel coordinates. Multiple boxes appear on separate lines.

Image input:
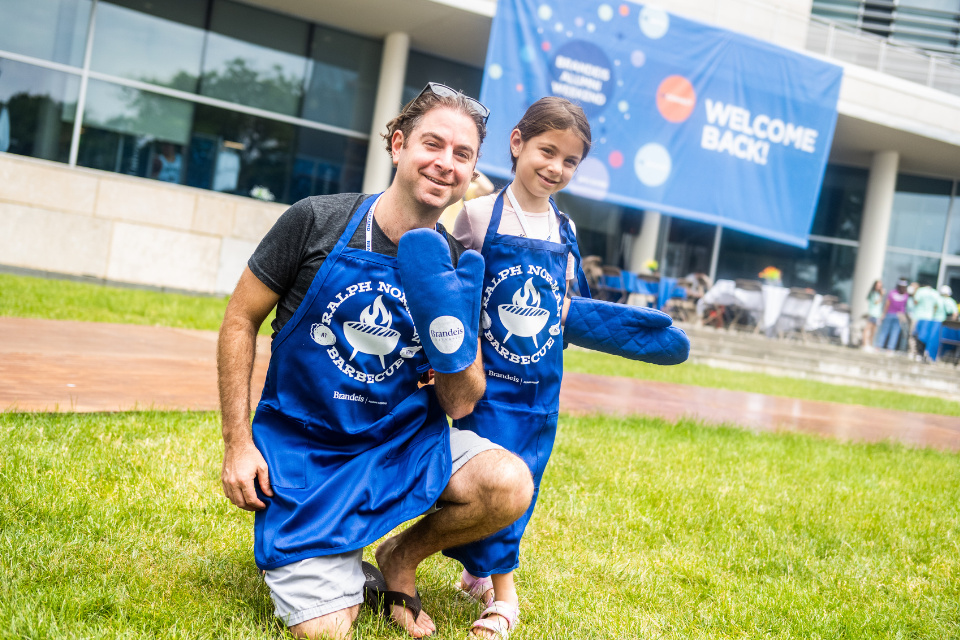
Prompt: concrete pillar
<box><xmin>362</xmin><ymin>32</ymin><xmax>410</xmax><ymax>194</ymax></box>
<box><xmin>629</xmin><ymin>210</ymin><xmax>661</xmax><ymax>273</ymax></box>
<box><xmin>850</xmin><ymin>150</ymin><xmax>899</xmax><ymax>319</ymax></box>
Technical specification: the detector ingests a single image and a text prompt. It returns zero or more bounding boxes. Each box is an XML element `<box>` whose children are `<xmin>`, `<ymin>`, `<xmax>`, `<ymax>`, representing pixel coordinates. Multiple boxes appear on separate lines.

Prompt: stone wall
<box><xmin>0</xmin><ymin>153</ymin><xmax>287</xmax><ymax>295</ymax></box>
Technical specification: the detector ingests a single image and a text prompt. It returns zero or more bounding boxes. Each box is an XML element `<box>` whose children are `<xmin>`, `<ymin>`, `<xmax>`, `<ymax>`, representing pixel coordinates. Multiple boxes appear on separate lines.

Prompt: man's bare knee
<box><xmin>493</xmin><ymin>453</ymin><xmax>534</xmax><ymax>520</ymax></box>
<box><xmin>288</xmin><ymin>604</ymin><xmax>359</xmax><ymax>640</ymax></box>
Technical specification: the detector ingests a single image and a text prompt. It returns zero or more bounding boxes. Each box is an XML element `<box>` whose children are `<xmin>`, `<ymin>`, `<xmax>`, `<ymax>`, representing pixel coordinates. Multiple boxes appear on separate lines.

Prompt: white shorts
<box><xmin>264</xmin><ymin>426</ymin><xmax>501</xmax><ymax>626</ymax></box>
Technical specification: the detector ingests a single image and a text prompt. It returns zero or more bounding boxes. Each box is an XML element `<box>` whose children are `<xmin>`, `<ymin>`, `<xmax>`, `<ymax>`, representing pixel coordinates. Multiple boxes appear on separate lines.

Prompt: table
<box><xmin>604</xmin><ymin>273</ymin><xmax>687</xmax><ymax>310</ymax></box>
<box><xmin>698</xmin><ymin>280</ymin><xmax>850</xmax><ymax>344</ymax></box>
<box><xmin>913</xmin><ymin>320</ymin><xmax>960</xmax><ymax>361</ymax></box>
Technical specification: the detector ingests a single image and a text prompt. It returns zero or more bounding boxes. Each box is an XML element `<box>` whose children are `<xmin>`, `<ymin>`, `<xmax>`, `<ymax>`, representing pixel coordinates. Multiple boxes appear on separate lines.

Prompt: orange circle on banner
<box><xmin>619</xmin><ymin>4</ymin><xmax>630</xmax><ymax>16</ymax></box>
<box><xmin>656</xmin><ymin>75</ymin><xmax>696</xmax><ymax>123</ymax></box>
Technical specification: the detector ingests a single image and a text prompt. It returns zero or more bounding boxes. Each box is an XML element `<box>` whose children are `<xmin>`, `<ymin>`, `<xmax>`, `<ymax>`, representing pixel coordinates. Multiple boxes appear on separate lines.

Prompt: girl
<box><xmin>446</xmin><ymin>97</ymin><xmax>593</xmax><ymax>639</ymax></box>
<box><xmin>863</xmin><ymin>279</ymin><xmax>884</xmax><ymax>350</ymax></box>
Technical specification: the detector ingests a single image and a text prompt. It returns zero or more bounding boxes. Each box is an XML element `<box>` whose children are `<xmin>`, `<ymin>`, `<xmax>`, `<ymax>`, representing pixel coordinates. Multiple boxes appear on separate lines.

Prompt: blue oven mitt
<box><xmin>398</xmin><ymin>228</ymin><xmax>484</xmax><ymax>374</ymax></box>
<box><xmin>564</xmin><ymin>296</ymin><xmax>690</xmax><ymax>365</ymax></box>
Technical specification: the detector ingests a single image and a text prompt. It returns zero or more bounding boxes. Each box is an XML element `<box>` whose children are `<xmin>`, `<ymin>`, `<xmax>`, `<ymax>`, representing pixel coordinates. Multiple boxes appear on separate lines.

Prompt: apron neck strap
<box><xmin>505</xmin><ymin>185</ymin><xmax>557</xmax><ymax>243</ymax></box>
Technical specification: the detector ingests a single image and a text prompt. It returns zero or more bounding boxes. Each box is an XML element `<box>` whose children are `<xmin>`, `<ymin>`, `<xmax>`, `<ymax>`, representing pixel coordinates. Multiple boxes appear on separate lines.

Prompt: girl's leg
<box><xmin>469</xmin><ymin>572</ymin><xmax>519</xmax><ymax>638</ymax></box>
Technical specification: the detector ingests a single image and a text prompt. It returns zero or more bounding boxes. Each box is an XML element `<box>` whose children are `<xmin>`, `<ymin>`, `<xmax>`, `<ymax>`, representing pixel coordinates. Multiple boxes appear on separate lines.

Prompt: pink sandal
<box><xmin>454</xmin><ymin>569</ymin><xmax>494</xmax><ymax>605</ymax></box>
<box><xmin>470</xmin><ymin>601</ymin><xmax>520</xmax><ymax>639</ymax></box>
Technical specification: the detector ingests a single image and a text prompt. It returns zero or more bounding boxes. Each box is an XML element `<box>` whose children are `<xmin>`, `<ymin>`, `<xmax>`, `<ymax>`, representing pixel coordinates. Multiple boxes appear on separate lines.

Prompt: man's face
<box><xmin>391</xmin><ymin>107</ymin><xmax>479</xmax><ymax>211</ymax></box>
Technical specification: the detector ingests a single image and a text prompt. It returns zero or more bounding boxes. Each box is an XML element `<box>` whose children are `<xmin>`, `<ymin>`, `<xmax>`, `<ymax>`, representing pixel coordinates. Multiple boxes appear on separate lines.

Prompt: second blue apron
<box><xmin>253</xmin><ymin>195</ymin><xmax>452</xmax><ymax>570</ymax></box>
<box><xmin>444</xmin><ymin>188</ymin><xmax>589</xmax><ymax>577</ymax></box>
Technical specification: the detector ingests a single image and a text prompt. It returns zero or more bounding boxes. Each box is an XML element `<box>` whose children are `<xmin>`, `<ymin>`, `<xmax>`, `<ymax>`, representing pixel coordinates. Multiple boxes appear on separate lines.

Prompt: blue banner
<box><xmin>479</xmin><ymin>1</ymin><xmax>843</xmax><ymax>247</ymax></box>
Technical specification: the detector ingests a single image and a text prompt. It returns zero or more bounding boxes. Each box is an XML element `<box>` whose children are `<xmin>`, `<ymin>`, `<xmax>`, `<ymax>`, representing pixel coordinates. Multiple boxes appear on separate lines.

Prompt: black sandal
<box><xmin>362</xmin><ymin>561</ymin><xmax>426</xmax><ymax>622</ymax></box>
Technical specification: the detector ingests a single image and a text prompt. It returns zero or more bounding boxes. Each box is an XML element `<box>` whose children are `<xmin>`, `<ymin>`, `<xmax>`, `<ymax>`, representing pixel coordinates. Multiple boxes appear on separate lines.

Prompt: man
<box><xmin>217</xmin><ymin>86</ymin><xmax>534</xmax><ymax>639</ymax></box>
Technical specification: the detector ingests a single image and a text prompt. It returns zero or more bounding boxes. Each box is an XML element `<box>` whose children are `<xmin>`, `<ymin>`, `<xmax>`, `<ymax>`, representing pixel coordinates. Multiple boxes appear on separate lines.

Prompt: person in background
<box><xmin>437</xmin><ymin>170</ymin><xmax>494</xmax><ymax>231</ymax></box>
<box><xmin>152</xmin><ymin>143</ymin><xmax>182</xmax><ymax>184</ymax></box>
<box><xmin>863</xmin><ymin>279</ymin><xmax>884</xmax><ymax>350</ymax></box>
<box><xmin>909</xmin><ymin>282</ymin><xmax>940</xmax><ymax>360</ymax></box>
<box><xmin>935</xmin><ymin>285</ymin><xmax>958</xmax><ymax>322</ymax></box>
<box><xmin>875</xmin><ymin>278</ymin><xmax>910</xmax><ymax>352</ymax></box>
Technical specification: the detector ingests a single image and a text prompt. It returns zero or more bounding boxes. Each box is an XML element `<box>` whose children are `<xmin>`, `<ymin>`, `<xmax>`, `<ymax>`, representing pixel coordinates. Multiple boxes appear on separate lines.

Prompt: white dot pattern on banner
<box><xmin>488</xmin><ymin>64</ymin><xmax>503</xmax><ymax>80</ymax></box>
<box><xmin>587</xmin><ymin>23</ymin><xmax>596</xmax><ymax>32</ymax></box>
<box><xmin>640</xmin><ymin>6</ymin><xmax>670</xmax><ymax>39</ymax></box>
<box><xmin>635</xmin><ymin>143</ymin><xmax>672</xmax><ymax>187</ymax></box>
<box><xmin>538</xmin><ymin>4</ymin><xmax>552</xmax><ymax>20</ymax></box>
<box><xmin>618</xmin><ymin>100</ymin><xmax>629</xmax><ymax>112</ymax></box>
<box><xmin>598</xmin><ymin>4</ymin><xmax>614</xmax><ymax>21</ymax></box>
<box><xmin>554</xmin><ymin>22</ymin><xmax>563</xmax><ymax>31</ymax></box>
<box><xmin>575</xmin><ymin>16</ymin><xmax>584</xmax><ymax>27</ymax></box>
<box><xmin>567</xmin><ymin>157</ymin><xmax>610</xmax><ymax>200</ymax></box>
<box><xmin>631</xmin><ymin>50</ymin><xmax>646</xmax><ymax>67</ymax></box>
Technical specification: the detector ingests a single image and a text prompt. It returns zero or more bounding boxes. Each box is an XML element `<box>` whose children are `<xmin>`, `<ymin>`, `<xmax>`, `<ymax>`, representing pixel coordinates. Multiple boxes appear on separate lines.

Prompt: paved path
<box><xmin>3</xmin><ymin>318</ymin><xmax>959</xmax><ymax>451</ymax></box>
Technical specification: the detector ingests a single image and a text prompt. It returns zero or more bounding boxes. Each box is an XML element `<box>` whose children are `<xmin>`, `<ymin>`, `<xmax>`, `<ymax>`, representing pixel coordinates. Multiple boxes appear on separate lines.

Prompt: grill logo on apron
<box><xmin>312</xmin><ymin>281</ymin><xmax>421</xmax><ymax>383</ymax></box>
<box><xmin>483</xmin><ymin>265</ymin><xmax>563</xmax><ymax>366</ymax></box>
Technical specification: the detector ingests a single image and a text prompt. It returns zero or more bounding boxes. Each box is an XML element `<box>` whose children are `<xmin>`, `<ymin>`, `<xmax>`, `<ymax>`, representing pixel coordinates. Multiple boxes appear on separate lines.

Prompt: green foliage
<box><xmin>564</xmin><ymin>349</ymin><xmax>960</xmax><ymax>418</ymax></box>
<box><xmin>0</xmin><ymin>273</ymin><xmax>275</xmax><ymax>335</ymax></box>
<box><xmin>1</xmin><ymin>411</ymin><xmax>958</xmax><ymax>638</ymax></box>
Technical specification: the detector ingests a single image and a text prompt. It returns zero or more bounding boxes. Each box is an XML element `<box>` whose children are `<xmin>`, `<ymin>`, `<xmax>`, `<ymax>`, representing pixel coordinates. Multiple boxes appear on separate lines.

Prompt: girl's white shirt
<box><xmin>451</xmin><ymin>191</ymin><xmax>577</xmax><ymax>281</ymax></box>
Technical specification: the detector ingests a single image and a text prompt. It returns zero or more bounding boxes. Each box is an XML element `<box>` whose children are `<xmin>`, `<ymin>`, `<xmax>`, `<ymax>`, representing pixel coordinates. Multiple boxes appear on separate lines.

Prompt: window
<box><xmin>809</xmin><ymin>164</ymin><xmax>867</xmax><ymax>241</ymax></box>
<box><xmin>403</xmin><ymin>51</ymin><xmax>483</xmax><ymax>106</ymax></box>
<box><xmin>717</xmin><ymin>229</ymin><xmax>858</xmax><ymax>301</ymax></box>
<box><xmin>301</xmin><ymin>26</ymin><xmax>381</xmax><ymax>131</ymax></box>
<box><xmin>90</xmin><ymin>0</ymin><xmax>207</xmax><ymax>92</ymax></box>
<box><xmin>0</xmin><ymin>0</ymin><xmax>91</xmax><ymax>67</ymax></box>
<box><xmin>881</xmin><ymin>252</ymin><xmax>941</xmax><ymax>289</ymax></box>
<box><xmin>77</xmin><ymin>80</ymin><xmax>194</xmax><ymax>182</ymax></box>
<box><xmin>663</xmin><ymin>218</ymin><xmax>715</xmax><ymax>278</ymax></box>
<box><xmin>200</xmin><ymin>0</ymin><xmax>309</xmax><ymax>116</ymax></box>
<box><xmin>0</xmin><ymin>58</ymin><xmax>78</xmax><ymax>162</ymax></box>
<box><xmin>888</xmin><ymin>174</ymin><xmax>952</xmax><ymax>253</ymax></box>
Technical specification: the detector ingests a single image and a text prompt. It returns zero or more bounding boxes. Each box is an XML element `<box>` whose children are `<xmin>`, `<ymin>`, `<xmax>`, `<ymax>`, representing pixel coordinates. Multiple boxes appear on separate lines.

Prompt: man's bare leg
<box><xmin>375</xmin><ymin>449</ymin><xmax>534</xmax><ymax>637</ymax></box>
<box><xmin>288</xmin><ymin>604</ymin><xmax>360</xmax><ymax>640</ymax></box>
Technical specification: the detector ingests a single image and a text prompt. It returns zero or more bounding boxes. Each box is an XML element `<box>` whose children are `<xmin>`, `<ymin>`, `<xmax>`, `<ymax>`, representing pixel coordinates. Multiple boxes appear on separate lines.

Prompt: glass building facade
<box><xmin>2</xmin><ymin>0</ymin><xmax>958</xmax><ymax>300</ymax></box>
<box><xmin>0</xmin><ymin>0</ymin><xmax>481</xmax><ymax>205</ymax></box>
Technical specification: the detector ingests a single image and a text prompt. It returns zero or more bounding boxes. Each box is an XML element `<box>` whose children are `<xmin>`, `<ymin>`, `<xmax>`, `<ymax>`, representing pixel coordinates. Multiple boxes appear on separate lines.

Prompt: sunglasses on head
<box><xmin>415</xmin><ymin>82</ymin><xmax>490</xmax><ymax>123</ymax></box>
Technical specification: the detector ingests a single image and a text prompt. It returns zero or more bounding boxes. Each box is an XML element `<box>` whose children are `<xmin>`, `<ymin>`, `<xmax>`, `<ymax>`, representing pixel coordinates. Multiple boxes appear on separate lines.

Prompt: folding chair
<box><xmin>594</xmin><ymin>266</ymin><xmax>628</xmax><ymax>303</ymax></box>
<box><xmin>729</xmin><ymin>279</ymin><xmax>763</xmax><ymax>332</ymax></box>
<box><xmin>776</xmin><ymin>288</ymin><xmax>816</xmax><ymax>341</ymax></box>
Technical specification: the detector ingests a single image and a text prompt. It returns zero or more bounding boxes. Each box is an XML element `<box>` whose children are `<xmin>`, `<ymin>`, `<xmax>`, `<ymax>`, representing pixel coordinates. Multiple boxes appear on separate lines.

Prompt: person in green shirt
<box><xmin>935</xmin><ymin>285</ymin><xmax>958</xmax><ymax>322</ymax></box>
<box><xmin>911</xmin><ymin>284</ymin><xmax>941</xmax><ymax>321</ymax></box>
<box><xmin>909</xmin><ymin>283</ymin><xmax>940</xmax><ymax>359</ymax></box>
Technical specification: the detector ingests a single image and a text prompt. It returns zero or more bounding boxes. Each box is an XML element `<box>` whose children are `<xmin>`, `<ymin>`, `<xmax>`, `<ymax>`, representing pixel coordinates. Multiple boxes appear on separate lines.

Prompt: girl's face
<box><xmin>510</xmin><ymin>128</ymin><xmax>584</xmax><ymax>200</ymax></box>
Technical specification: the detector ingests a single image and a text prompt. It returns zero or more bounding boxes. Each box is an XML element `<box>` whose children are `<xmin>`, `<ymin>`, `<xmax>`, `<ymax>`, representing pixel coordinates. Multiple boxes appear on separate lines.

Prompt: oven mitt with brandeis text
<box><xmin>398</xmin><ymin>228</ymin><xmax>484</xmax><ymax>374</ymax></box>
<box><xmin>563</xmin><ymin>296</ymin><xmax>690</xmax><ymax>365</ymax></box>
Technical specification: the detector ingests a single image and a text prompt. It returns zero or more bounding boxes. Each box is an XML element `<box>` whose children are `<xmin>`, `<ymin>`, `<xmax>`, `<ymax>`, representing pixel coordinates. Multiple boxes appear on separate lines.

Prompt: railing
<box><xmin>806</xmin><ymin>15</ymin><xmax>960</xmax><ymax>98</ymax></box>
<box><xmin>812</xmin><ymin>0</ymin><xmax>960</xmax><ymax>59</ymax></box>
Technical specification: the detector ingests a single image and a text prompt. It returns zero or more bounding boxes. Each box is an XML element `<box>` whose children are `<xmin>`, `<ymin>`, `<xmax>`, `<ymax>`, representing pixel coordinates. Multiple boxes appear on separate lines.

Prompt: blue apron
<box><xmin>253</xmin><ymin>194</ymin><xmax>452</xmax><ymax>570</ymax></box>
<box><xmin>444</xmin><ymin>188</ymin><xmax>590</xmax><ymax>577</ymax></box>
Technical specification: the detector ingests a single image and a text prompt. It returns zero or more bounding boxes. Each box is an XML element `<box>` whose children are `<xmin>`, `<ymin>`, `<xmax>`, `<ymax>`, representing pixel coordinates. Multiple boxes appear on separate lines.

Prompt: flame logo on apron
<box><xmin>343</xmin><ymin>295</ymin><xmax>401</xmax><ymax>367</ymax></box>
<box><xmin>498</xmin><ymin>278</ymin><xmax>550</xmax><ymax>347</ymax></box>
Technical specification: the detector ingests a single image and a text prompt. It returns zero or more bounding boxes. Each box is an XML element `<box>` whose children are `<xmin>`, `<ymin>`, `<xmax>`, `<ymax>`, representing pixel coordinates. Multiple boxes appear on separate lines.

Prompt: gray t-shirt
<box><xmin>249</xmin><ymin>193</ymin><xmax>466</xmax><ymax>337</ymax></box>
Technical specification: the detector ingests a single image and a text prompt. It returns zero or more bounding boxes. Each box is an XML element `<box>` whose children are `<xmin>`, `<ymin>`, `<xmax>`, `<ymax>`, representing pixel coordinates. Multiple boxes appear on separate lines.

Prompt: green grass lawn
<box><xmin>3</xmin><ymin>272</ymin><xmax>959</xmax><ymax>417</ymax></box>
<box><xmin>0</xmin><ymin>273</ymin><xmax>275</xmax><ymax>335</ymax></box>
<box><xmin>2</xmin><ymin>410</ymin><xmax>958</xmax><ymax>638</ymax></box>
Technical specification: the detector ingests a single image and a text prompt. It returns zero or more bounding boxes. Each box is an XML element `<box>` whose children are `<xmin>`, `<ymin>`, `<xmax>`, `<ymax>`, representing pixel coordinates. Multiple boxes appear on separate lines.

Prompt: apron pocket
<box><xmin>252</xmin><ymin>406</ymin><xmax>307</xmax><ymax>489</ymax></box>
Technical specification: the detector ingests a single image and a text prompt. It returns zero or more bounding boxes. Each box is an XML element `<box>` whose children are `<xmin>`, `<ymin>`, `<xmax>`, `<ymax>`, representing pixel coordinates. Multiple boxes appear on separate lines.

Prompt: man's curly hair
<box><xmin>382</xmin><ymin>88</ymin><xmax>487</xmax><ymax>158</ymax></box>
